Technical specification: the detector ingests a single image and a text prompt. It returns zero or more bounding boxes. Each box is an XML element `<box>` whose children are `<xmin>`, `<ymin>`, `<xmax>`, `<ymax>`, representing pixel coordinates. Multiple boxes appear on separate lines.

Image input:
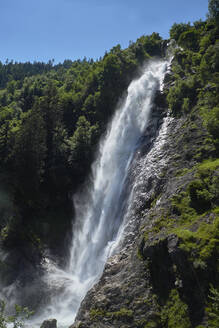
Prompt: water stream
<box><xmin>34</xmin><ymin>58</ymin><xmax>170</xmax><ymax>327</ymax></box>
<box><xmin>1</xmin><ymin>58</ymin><xmax>171</xmax><ymax>328</ymax></box>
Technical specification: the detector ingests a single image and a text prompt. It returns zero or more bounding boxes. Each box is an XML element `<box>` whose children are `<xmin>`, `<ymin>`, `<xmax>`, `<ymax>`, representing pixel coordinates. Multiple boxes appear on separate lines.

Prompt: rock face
<box><xmin>40</xmin><ymin>319</ymin><xmax>57</xmax><ymax>328</ymax></box>
<box><xmin>71</xmin><ymin>84</ymin><xmax>218</xmax><ymax>327</ymax></box>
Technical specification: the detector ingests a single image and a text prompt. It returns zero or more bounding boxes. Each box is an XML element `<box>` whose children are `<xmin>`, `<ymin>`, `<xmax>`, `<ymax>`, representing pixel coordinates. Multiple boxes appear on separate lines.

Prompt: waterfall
<box><xmin>29</xmin><ymin>58</ymin><xmax>170</xmax><ymax>328</ymax></box>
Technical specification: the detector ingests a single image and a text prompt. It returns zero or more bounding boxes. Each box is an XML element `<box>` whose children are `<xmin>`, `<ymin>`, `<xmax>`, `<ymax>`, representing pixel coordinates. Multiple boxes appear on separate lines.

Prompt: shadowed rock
<box><xmin>40</xmin><ymin>319</ymin><xmax>57</xmax><ymax>328</ymax></box>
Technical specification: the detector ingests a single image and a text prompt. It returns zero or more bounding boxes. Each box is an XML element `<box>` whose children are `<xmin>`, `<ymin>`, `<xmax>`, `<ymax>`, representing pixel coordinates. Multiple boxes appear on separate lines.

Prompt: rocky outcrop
<box><xmin>40</xmin><ymin>319</ymin><xmax>57</xmax><ymax>328</ymax></box>
<box><xmin>71</xmin><ymin>83</ymin><xmax>218</xmax><ymax>327</ymax></box>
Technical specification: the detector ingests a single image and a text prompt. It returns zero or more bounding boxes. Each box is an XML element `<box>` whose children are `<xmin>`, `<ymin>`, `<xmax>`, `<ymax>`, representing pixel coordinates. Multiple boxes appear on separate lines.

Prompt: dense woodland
<box><xmin>0</xmin><ymin>0</ymin><xmax>219</xmax><ymax>327</ymax></box>
<box><xmin>0</xmin><ymin>29</ymin><xmax>164</xmax><ymax>255</ymax></box>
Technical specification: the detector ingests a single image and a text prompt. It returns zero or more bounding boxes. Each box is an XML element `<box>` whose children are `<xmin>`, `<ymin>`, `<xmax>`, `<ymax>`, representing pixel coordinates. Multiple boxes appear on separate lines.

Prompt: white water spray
<box><xmin>31</xmin><ymin>58</ymin><xmax>170</xmax><ymax>327</ymax></box>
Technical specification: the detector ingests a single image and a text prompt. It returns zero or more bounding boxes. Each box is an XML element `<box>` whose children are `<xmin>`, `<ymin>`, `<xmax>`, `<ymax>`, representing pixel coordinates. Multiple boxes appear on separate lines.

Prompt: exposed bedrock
<box><xmin>72</xmin><ymin>92</ymin><xmax>218</xmax><ymax>327</ymax></box>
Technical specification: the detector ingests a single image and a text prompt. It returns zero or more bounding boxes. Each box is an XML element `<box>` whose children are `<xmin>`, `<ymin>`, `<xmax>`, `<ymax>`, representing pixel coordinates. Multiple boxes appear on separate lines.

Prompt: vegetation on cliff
<box><xmin>0</xmin><ymin>32</ymin><xmax>163</xmax><ymax>259</ymax></box>
<box><xmin>137</xmin><ymin>3</ymin><xmax>219</xmax><ymax>327</ymax></box>
<box><xmin>0</xmin><ymin>300</ymin><xmax>32</xmax><ymax>328</ymax></box>
<box><xmin>0</xmin><ymin>1</ymin><xmax>219</xmax><ymax>327</ymax></box>
<box><xmin>72</xmin><ymin>2</ymin><xmax>219</xmax><ymax>327</ymax></box>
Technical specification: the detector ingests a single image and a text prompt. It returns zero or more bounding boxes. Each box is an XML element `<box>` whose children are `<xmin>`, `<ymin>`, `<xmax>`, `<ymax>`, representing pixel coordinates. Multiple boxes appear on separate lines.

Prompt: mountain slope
<box><xmin>72</xmin><ymin>17</ymin><xmax>219</xmax><ymax>328</ymax></box>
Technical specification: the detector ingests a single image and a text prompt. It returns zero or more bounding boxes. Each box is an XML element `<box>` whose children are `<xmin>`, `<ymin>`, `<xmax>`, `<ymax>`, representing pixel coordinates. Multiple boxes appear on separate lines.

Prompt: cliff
<box><xmin>72</xmin><ymin>20</ymin><xmax>219</xmax><ymax>328</ymax></box>
<box><xmin>72</xmin><ymin>87</ymin><xmax>218</xmax><ymax>328</ymax></box>
<box><xmin>0</xmin><ymin>11</ymin><xmax>218</xmax><ymax>328</ymax></box>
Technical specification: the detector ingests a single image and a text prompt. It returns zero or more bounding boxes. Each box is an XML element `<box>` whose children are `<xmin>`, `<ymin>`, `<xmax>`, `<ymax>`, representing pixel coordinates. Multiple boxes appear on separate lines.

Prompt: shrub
<box><xmin>206</xmin><ymin>107</ymin><xmax>219</xmax><ymax>139</ymax></box>
<box><xmin>178</xmin><ymin>29</ymin><xmax>200</xmax><ymax>51</ymax></box>
<box><xmin>167</xmin><ymin>76</ymin><xmax>198</xmax><ymax>115</ymax></box>
<box><xmin>206</xmin><ymin>285</ymin><xmax>219</xmax><ymax>328</ymax></box>
<box><xmin>188</xmin><ymin>179</ymin><xmax>212</xmax><ymax>212</ymax></box>
<box><xmin>208</xmin><ymin>0</ymin><xmax>219</xmax><ymax>23</ymax></box>
<box><xmin>0</xmin><ymin>300</ymin><xmax>33</xmax><ymax>328</ymax></box>
<box><xmin>169</xmin><ymin>23</ymin><xmax>191</xmax><ymax>42</ymax></box>
<box><xmin>161</xmin><ymin>290</ymin><xmax>191</xmax><ymax>328</ymax></box>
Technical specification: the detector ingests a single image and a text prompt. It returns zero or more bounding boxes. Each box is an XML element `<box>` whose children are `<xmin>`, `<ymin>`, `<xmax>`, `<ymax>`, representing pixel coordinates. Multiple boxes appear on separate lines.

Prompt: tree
<box><xmin>10</xmin><ymin>106</ymin><xmax>47</xmax><ymax>208</ymax></box>
<box><xmin>178</xmin><ymin>29</ymin><xmax>200</xmax><ymax>51</ymax></box>
<box><xmin>208</xmin><ymin>0</ymin><xmax>219</xmax><ymax>23</ymax></box>
<box><xmin>206</xmin><ymin>286</ymin><xmax>219</xmax><ymax>328</ymax></box>
<box><xmin>169</xmin><ymin>22</ymin><xmax>191</xmax><ymax>42</ymax></box>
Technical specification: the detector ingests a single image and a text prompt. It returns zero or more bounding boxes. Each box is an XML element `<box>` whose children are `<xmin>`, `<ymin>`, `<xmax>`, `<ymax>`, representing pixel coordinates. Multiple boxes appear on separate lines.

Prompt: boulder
<box><xmin>40</xmin><ymin>319</ymin><xmax>57</xmax><ymax>328</ymax></box>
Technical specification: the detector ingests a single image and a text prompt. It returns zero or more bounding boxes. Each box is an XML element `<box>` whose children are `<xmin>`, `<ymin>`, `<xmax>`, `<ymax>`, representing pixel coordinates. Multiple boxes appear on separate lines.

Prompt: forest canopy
<box><xmin>0</xmin><ymin>0</ymin><xmax>218</xmax><ymax>268</ymax></box>
<box><xmin>0</xmin><ymin>32</ymin><xmax>164</xmax><ymax>252</ymax></box>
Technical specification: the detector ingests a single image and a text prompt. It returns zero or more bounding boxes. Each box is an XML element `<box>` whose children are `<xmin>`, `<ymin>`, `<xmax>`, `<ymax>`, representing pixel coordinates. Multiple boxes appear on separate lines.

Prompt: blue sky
<box><xmin>0</xmin><ymin>0</ymin><xmax>208</xmax><ymax>64</ymax></box>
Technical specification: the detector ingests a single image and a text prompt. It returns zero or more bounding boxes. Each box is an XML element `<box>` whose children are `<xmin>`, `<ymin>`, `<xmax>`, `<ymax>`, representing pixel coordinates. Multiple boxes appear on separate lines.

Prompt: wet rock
<box><xmin>68</xmin><ymin>75</ymin><xmax>217</xmax><ymax>327</ymax></box>
<box><xmin>154</xmin><ymin>90</ymin><xmax>167</xmax><ymax>108</ymax></box>
<box><xmin>40</xmin><ymin>319</ymin><xmax>57</xmax><ymax>328</ymax></box>
<box><xmin>163</xmin><ymin>71</ymin><xmax>174</xmax><ymax>85</ymax></box>
<box><xmin>161</xmin><ymin>39</ymin><xmax>169</xmax><ymax>56</ymax></box>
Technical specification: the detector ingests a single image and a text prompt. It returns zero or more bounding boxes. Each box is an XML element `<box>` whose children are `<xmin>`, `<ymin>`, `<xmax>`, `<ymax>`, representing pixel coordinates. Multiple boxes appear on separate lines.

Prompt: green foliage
<box><xmin>202</xmin><ymin>106</ymin><xmax>219</xmax><ymax>149</ymax></box>
<box><xmin>197</xmin><ymin>158</ymin><xmax>219</xmax><ymax>172</ymax></box>
<box><xmin>139</xmin><ymin>18</ymin><xmax>219</xmax><ymax>328</ymax></box>
<box><xmin>90</xmin><ymin>308</ymin><xmax>106</xmax><ymax>320</ymax></box>
<box><xmin>170</xmin><ymin>191</ymin><xmax>196</xmax><ymax>218</ymax></box>
<box><xmin>188</xmin><ymin>179</ymin><xmax>212</xmax><ymax>212</ymax></box>
<box><xmin>167</xmin><ymin>17</ymin><xmax>219</xmax><ymax>128</ymax></box>
<box><xmin>167</xmin><ymin>75</ymin><xmax>199</xmax><ymax>115</ymax></box>
<box><xmin>144</xmin><ymin>321</ymin><xmax>159</xmax><ymax>328</ymax></box>
<box><xmin>68</xmin><ymin>116</ymin><xmax>97</xmax><ymax>179</ymax></box>
<box><xmin>169</xmin><ymin>23</ymin><xmax>191</xmax><ymax>42</ymax></box>
<box><xmin>199</xmin><ymin>34</ymin><xmax>212</xmax><ymax>54</ymax></box>
<box><xmin>200</xmin><ymin>44</ymin><xmax>219</xmax><ymax>82</ymax></box>
<box><xmin>161</xmin><ymin>290</ymin><xmax>191</xmax><ymax>328</ymax></box>
<box><xmin>141</xmin><ymin>158</ymin><xmax>219</xmax><ymax>269</ymax></box>
<box><xmin>207</xmin><ymin>107</ymin><xmax>219</xmax><ymax>139</ymax></box>
<box><xmin>178</xmin><ymin>29</ymin><xmax>200</xmax><ymax>51</ymax></box>
<box><xmin>208</xmin><ymin>0</ymin><xmax>219</xmax><ymax>23</ymax></box>
<box><xmin>10</xmin><ymin>107</ymin><xmax>47</xmax><ymax>194</ymax></box>
<box><xmin>172</xmin><ymin>162</ymin><xmax>219</xmax><ymax>262</ymax></box>
<box><xmin>206</xmin><ymin>285</ymin><xmax>219</xmax><ymax>327</ymax></box>
<box><xmin>0</xmin><ymin>31</ymin><xmax>163</xmax><ymax>253</ymax></box>
<box><xmin>0</xmin><ymin>60</ymin><xmax>56</xmax><ymax>89</ymax></box>
<box><xmin>109</xmin><ymin>308</ymin><xmax>133</xmax><ymax>320</ymax></box>
<box><xmin>90</xmin><ymin>307</ymin><xmax>133</xmax><ymax>322</ymax></box>
<box><xmin>176</xmin><ymin>216</ymin><xmax>219</xmax><ymax>261</ymax></box>
<box><xmin>0</xmin><ymin>300</ymin><xmax>33</xmax><ymax>328</ymax></box>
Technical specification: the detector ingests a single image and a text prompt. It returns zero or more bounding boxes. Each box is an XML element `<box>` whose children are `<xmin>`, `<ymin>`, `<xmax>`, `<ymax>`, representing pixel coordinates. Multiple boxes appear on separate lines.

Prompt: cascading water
<box><xmin>28</xmin><ymin>58</ymin><xmax>171</xmax><ymax>328</ymax></box>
